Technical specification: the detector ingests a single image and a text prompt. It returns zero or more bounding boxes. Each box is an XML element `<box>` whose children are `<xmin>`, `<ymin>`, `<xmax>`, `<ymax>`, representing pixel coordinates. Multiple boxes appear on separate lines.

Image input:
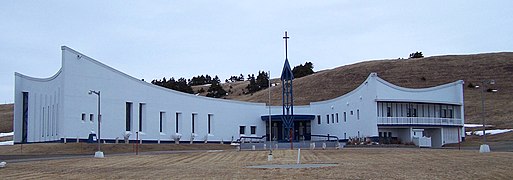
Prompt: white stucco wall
<box><xmin>309</xmin><ymin>74</ymin><xmax>379</xmax><ymax>139</ymax></box>
<box><xmin>14</xmin><ymin>46</ymin><xmax>465</xmax><ymax>146</ymax></box>
<box><xmin>14</xmin><ymin>69</ymin><xmax>63</xmax><ymax>142</ymax></box>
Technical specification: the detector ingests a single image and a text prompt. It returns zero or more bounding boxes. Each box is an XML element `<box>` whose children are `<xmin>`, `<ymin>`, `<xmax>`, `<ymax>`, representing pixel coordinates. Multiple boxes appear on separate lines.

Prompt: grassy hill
<box><xmin>2</xmin><ymin>52</ymin><xmax>513</xmax><ymax>133</ymax></box>
<box><xmin>222</xmin><ymin>52</ymin><xmax>513</xmax><ymax>129</ymax></box>
<box><xmin>0</xmin><ymin>104</ymin><xmax>13</xmax><ymax>132</ymax></box>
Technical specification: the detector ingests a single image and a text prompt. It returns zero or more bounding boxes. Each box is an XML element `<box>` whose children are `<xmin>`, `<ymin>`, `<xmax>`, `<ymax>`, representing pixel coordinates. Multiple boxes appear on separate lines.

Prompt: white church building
<box><xmin>14</xmin><ymin>46</ymin><xmax>465</xmax><ymax>147</ymax></box>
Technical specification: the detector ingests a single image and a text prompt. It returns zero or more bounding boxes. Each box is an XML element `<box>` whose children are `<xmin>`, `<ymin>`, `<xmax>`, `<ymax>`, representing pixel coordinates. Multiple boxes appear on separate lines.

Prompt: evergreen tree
<box><xmin>206</xmin><ymin>79</ymin><xmax>227</xmax><ymax>98</ymax></box>
<box><xmin>292</xmin><ymin>61</ymin><xmax>314</xmax><ymax>78</ymax></box>
<box><xmin>246</xmin><ymin>71</ymin><xmax>269</xmax><ymax>93</ymax></box>
<box><xmin>409</xmin><ymin>51</ymin><xmax>424</xmax><ymax>58</ymax></box>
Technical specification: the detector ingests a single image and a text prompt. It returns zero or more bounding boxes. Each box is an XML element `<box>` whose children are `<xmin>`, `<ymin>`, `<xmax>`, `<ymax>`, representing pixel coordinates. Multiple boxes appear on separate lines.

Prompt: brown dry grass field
<box><xmin>0</xmin><ymin>143</ymin><xmax>232</xmax><ymax>156</ymax></box>
<box><xmin>0</xmin><ymin>104</ymin><xmax>13</xmax><ymax>133</ymax></box>
<box><xmin>1</xmin><ymin>148</ymin><xmax>513</xmax><ymax>179</ymax></box>
<box><xmin>226</xmin><ymin>52</ymin><xmax>513</xmax><ymax>129</ymax></box>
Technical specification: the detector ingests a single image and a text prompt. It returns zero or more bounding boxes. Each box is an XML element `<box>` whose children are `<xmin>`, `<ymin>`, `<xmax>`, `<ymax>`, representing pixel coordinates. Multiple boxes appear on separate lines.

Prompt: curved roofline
<box><xmin>311</xmin><ymin>73</ymin><xmax>464</xmax><ymax>105</ymax></box>
<box><xmin>310</xmin><ymin>73</ymin><xmax>374</xmax><ymax>105</ymax></box>
<box><xmin>15</xmin><ymin>68</ymin><xmax>63</xmax><ymax>82</ymax></box>
<box><xmin>61</xmin><ymin>46</ymin><xmax>266</xmax><ymax>106</ymax></box>
<box><xmin>375</xmin><ymin>75</ymin><xmax>464</xmax><ymax>92</ymax></box>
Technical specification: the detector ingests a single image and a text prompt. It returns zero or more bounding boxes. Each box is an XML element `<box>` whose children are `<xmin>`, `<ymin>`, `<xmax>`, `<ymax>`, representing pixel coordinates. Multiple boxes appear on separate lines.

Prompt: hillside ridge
<box><xmin>2</xmin><ymin>52</ymin><xmax>513</xmax><ymax>132</ymax></box>
<box><xmin>222</xmin><ymin>52</ymin><xmax>513</xmax><ymax>128</ymax></box>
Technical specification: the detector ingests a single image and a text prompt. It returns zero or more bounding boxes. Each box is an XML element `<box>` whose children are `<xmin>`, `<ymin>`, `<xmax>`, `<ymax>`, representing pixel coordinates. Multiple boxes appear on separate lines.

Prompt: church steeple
<box><xmin>281</xmin><ymin>58</ymin><xmax>294</xmax><ymax>81</ymax></box>
<box><xmin>281</xmin><ymin>31</ymin><xmax>294</xmax><ymax>144</ymax></box>
<box><xmin>280</xmin><ymin>31</ymin><xmax>293</xmax><ymax>80</ymax></box>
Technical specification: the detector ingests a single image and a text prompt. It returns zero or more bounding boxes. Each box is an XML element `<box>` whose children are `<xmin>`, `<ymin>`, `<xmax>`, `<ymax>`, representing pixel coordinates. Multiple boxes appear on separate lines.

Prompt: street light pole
<box><xmin>268</xmin><ymin>71</ymin><xmax>273</xmax><ymax>161</ymax></box>
<box><xmin>89</xmin><ymin>90</ymin><xmax>104</xmax><ymax>158</ymax></box>
<box><xmin>478</xmin><ymin>80</ymin><xmax>496</xmax><ymax>153</ymax></box>
<box><xmin>480</xmin><ymin>83</ymin><xmax>486</xmax><ymax>145</ymax></box>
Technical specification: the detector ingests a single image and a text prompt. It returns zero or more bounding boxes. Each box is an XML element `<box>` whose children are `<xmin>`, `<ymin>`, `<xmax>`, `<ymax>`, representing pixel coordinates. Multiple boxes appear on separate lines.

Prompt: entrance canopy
<box><xmin>261</xmin><ymin>115</ymin><xmax>315</xmax><ymax>121</ymax></box>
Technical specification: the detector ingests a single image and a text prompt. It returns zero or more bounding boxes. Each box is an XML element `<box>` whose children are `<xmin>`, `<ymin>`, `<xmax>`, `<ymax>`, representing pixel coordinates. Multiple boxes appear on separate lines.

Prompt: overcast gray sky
<box><xmin>1</xmin><ymin>0</ymin><xmax>512</xmax><ymax>103</ymax></box>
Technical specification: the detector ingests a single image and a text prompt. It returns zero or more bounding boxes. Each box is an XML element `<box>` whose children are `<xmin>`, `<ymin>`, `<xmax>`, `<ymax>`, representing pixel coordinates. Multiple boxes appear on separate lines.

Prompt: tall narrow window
<box><xmin>139</xmin><ymin>103</ymin><xmax>145</xmax><ymax>132</ymax></box>
<box><xmin>90</xmin><ymin>113</ymin><xmax>94</xmax><ymax>122</ymax></box>
<box><xmin>336</xmin><ymin>113</ymin><xmax>339</xmax><ymax>123</ymax></box>
<box><xmin>192</xmin><ymin>113</ymin><xmax>197</xmax><ymax>133</ymax></box>
<box><xmin>251</xmin><ymin>126</ymin><xmax>256</xmax><ymax>135</ymax></box>
<box><xmin>344</xmin><ymin>112</ymin><xmax>347</xmax><ymax>122</ymax></box>
<box><xmin>357</xmin><ymin>109</ymin><xmax>360</xmax><ymax>120</ymax></box>
<box><xmin>326</xmin><ymin>115</ymin><xmax>330</xmax><ymax>124</ymax></box>
<box><xmin>22</xmin><ymin>92</ymin><xmax>29</xmax><ymax>143</ymax></box>
<box><xmin>125</xmin><ymin>102</ymin><xmax>132</xmax><ymax>131</ymax></box>
<box><xmin>175</xmin><ymin>112</ymin><xmax>181</xmax><ymax>133</ymax></box>
<box><xmin>208</xmin><ymin>114</ymin><xmax>213</xmax><ymax>134</ymax></box>
<box><xmin>317</xmin><ymin>115</ymin><xmax>321</xmax><ymax>124</ymax></box>
<box><xmin>331</xmin><ymin>114</ymin><xmax>335</xmax><ymax>123</ymax></box>
<box><xmin>239</xmin><ymin>126</ymin><xmax>246</xmax><ymax>135</ymax></box>
<box><xmin>81</xmin><ymin>113</ymin><xmax>86</xmax><ymax>121</ymax></box>
<box><xmin>386</xmin><ymin>107</ymin><xmax>392</xmax><ymax>117</ymax></box>
<box><xmin>159</xmin><ymin>112</ymin><xmax>165</xmax><ymax>133</ymax></box>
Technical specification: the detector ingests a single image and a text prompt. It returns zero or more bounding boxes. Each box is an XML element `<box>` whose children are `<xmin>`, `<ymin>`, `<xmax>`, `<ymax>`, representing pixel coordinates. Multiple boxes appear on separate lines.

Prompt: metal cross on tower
<box><xmin>280</xmin><ymin>31</ymin><xmax>294</xmax><ymax>145</ymax></box>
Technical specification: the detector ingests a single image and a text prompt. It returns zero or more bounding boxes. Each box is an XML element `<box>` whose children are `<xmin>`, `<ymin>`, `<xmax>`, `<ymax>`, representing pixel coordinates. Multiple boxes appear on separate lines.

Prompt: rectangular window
<box><xmin>239</xmin><ymin>126</ymin><xmax>246</xmax><ymax>135</ymax></box>
<box><xmin>344</xmin><ymin>112</ymin><xmax>347</xmax><ymax>122</ymax></box>
<box><xmin>208</xmin><ymin>114</ymin><xmax>213</xmax><ymax>134</ymax></box>
<box><xmin>250</xmin><ymin>126</ymin><xmax>256</xmax><ymax>135</ymax></box>
<box><xmin>387</xmin><ymin>107</ymin><xmax>392</xmax><ymax>117</ymax></box>
<box><xmin>326</xmin><ymin>115</ymin><xmax>330</xmax><ymax>124</ymax></box>
<box><xmin>317</xmin><ymin>115</ymin><xmax>321</xmax><ymax>124</ymax></box>
<box><xmin>159</xmin><ymin>112</ymin><xmax>165</xmax><ymax>133</ymax></box>
<box><xmin>81</xmin><ymin>113</ymin><xmax>86</xmax><ymax>121</ymax></box>
<box><xmin>175</xmin><ymin>112</ymin><xmax>181</xmax><ymax>133</ymax></box>
<box><xmin>138</xmin><ymin>103</ymin><xmax>145</xmax><ymax>132</ymax></box>
<box><xmin>192</xmin><ymin>113</ymin><xmax>197</xmax><ymax>133</ymax></box>
<box><xmin>22</xmin><ymin>92</ymin><xmax>29</xmax><ymax>143</ymax></box>
<box><xmin>350</xmin><ymin>111</ymin><xmax>353</xmax><ymax>115</ymax></box>
<box><xmin>331</xmin><ymin>114</ymin><xmax>334</xmax><ymax>123</ymax></box>
<box><xmin>336</xmin><ymin>113</ymin><xmax>339</xmax><ymax>123</ymax></box>
<box><xmin>89</xmin><ymin>113</ymin><xmax>94</xmax><ymax>122</ymax></box>
<box><xmin>357</xmin><ymin>109</ymin><xmax>360</xmax><ymax>120</ymax></box>
<box><xmin>125</xmin><ymin>102</ymin><xmax>132</xmax><ymax>131</ymax></box>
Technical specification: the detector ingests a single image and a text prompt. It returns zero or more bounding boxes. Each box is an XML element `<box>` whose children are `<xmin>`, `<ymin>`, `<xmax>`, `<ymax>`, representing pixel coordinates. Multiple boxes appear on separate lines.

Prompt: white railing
<box><xmin>377</xmin><ymin>117</ymin><xmax>463</xmax><ymax>126</ymax></box>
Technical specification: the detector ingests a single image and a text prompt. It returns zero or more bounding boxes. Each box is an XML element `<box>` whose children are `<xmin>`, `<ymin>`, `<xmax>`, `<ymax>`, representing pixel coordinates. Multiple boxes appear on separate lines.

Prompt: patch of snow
<box><xmin>464</xmin><ymin>124</ymin><xmax>493</xmax><ymax>128</ymax></box>
<box><xmin>0</xmin><ymin>132</ymin><xmax>13</xmax><ymax>138</ymax></box>
<box><xmin>467</xmin><ymin>129</ymin><xmax>513</xmax><ymax>136</ymax></box>
<box><xmin>0</xmin><ymin>141</ymin><xmax>14</xmax><ymax>146</ymax></box>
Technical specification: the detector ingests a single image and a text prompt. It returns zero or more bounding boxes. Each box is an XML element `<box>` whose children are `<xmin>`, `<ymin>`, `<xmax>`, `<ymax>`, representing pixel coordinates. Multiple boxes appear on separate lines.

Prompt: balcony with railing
<box><xmin>377</xmin><ymin>117</ymin><xmax>463</xmax><ymax>126</ymax></box>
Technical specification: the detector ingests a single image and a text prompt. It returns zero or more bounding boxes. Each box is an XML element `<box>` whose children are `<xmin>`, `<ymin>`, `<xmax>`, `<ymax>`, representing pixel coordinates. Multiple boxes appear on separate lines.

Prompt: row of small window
<box><xmin>378</xmin><ymin>102</ymin><xmax>456</xmax><ymax>118</ymax></box>
<box><xmin>239</xmin><ymin>126</ymin><xmax>257</xmax><ymax>135</ymax></box>
<box><xmin>81</xmin><ymin>113</ymin><xmax>95</xmax><ymax>122</ymax></box>
<box><xmin>125</xmin><ymin>102</ymin><xmax>214</xmax><ymax>134</ymax></box>
<box><xmin>317</xmin><ymin>110</ymin><xmax>360</xmax><ymax>125</ymax></box>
